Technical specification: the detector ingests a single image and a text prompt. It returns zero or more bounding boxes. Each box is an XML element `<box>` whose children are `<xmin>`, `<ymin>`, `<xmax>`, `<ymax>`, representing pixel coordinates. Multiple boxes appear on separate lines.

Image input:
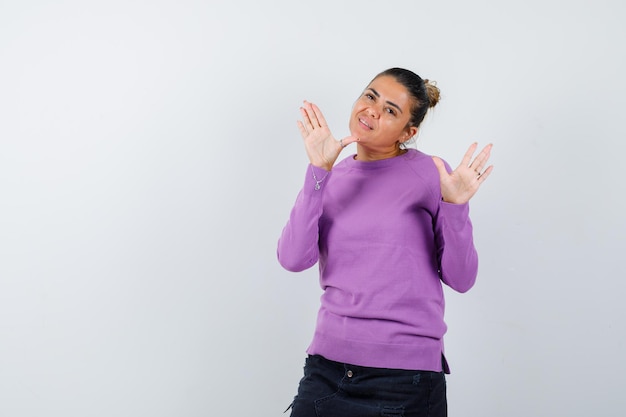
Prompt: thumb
<box><xmin>341</xmin><ymin>135</ymin><xmax>360</xmax><ymax>147</ymax></box>
<box><xmin>431</xmin><ymin>156</ymin><xmax>448</xmax><ymax>178</ymax></box>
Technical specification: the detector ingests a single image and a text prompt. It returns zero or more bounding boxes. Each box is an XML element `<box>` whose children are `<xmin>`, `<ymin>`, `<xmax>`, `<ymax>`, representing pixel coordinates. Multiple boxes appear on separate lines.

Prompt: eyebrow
<box><xmin>367</xmin><ymin>88</ymin><xmax>403</xmax><ymax>114</ymax></box>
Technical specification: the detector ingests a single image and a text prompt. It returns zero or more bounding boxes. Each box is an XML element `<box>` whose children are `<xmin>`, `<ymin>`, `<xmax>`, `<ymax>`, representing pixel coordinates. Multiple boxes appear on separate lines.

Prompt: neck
<box><xmin>355</xmin><ymin>144</ymin><xmax>406</xmax><ymax>161</ymax></box>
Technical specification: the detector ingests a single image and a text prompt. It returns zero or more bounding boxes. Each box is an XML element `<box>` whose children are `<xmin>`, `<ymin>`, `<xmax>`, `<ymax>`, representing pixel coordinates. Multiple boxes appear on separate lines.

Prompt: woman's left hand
<box><xmin>432</xmin><ymin>143</ymin><xmax>493</xmax><ymax>204</ymax></box>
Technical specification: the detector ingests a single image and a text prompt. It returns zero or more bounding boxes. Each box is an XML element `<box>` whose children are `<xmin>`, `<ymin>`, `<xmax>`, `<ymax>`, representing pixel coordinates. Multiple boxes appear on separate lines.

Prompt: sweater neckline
<box><xmin>345</xmin><ymin>148</ymin><xmax>418</xmax><ymax>170</ymax></box>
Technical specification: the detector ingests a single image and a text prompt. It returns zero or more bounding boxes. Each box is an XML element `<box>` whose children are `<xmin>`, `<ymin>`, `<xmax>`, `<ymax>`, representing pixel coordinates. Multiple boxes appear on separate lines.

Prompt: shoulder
<box><xmin>401</xmin><ymin>149</ymin><xmax>446</xmax><ymax>201</ymax></box>
<box><xmin>402</xmin><ymin>149</ymin><xmax>446</xmax><ymax>177</ymax></box>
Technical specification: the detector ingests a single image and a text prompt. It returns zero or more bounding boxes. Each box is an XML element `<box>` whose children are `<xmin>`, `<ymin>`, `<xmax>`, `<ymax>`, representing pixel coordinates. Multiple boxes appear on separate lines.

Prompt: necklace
<box><xmin>311</xmin><ymin>166</ymin><xmax>329</xmax><ymax>190</ymax></box>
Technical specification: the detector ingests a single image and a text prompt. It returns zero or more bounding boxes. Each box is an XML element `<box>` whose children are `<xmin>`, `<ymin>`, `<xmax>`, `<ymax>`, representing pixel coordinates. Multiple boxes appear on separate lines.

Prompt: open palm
<box><xmin>297</xmin><ymin>101</ymin><xmax>358</xmax><ymax>171</ymax></box>
<box><xmin>432</xmin><ymin>143</ymin><xmax>494</xmax><ymax>204</ymax></box>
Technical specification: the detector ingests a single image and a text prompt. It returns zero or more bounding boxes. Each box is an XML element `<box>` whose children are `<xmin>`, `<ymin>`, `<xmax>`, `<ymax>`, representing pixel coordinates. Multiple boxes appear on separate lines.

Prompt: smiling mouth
<box><xmin>359</xmin><ymin>117</ymin><xmax>373</xmax><ymax>130</ymax></box>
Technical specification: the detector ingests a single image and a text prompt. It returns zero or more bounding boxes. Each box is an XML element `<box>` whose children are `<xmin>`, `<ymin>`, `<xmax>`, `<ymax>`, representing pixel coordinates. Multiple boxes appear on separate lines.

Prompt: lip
<box><xmin>358</xmin><ymin>117</ymin><xmax>373</xmax><ymax>130</ymax></box>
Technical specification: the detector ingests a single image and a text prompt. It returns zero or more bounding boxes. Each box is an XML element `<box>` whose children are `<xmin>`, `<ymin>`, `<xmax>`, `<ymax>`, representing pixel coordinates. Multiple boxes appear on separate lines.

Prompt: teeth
<box><xmin>360</xmin><ymin>118</ymin><xmax>371</xmax><ymax>129</ymax></box>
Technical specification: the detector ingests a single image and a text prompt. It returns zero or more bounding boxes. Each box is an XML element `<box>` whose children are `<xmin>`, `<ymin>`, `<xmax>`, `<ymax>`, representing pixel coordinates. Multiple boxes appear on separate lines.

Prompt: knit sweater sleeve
<box><xmin>434</xmin><ymin>201</ymin><xmax>478</xmax><ymax>293</ymax></box>
<box><xmin>277</xmin><ymin>165</ymin><xmax>328</xmax><ymax>272</ymax></box>
<box><xmin>429</xmin><ymin>156</ymin><xmax>479</xmax><ymax>293</ymax></box>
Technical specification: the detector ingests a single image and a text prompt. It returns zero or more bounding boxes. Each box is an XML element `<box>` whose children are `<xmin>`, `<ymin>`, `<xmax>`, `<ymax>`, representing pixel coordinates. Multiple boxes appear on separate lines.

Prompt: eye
<box><xmin>364</xmin><ymin>93</ymin><xmax>375</xmax><ymax>100</ymax></box>
<box><xmin>385</xmin><ymin>107</ymin><xmax>397</xmax><ymax>116</ymax></box>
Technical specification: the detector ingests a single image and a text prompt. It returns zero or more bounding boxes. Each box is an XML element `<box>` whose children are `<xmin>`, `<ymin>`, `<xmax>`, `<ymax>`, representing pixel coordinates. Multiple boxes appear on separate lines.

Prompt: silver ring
<box><xmin>340</xmin><ymin>139</ymin><xmax>345</xmax><ymax>148</ymax></box>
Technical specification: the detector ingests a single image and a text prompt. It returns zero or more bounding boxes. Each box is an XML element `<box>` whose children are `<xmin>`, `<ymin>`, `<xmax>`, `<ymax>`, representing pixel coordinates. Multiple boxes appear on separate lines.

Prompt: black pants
<box><xmin>287</xmin><ymin>355</ymin><xmax>447</xmax><ymax>417</ymax></box>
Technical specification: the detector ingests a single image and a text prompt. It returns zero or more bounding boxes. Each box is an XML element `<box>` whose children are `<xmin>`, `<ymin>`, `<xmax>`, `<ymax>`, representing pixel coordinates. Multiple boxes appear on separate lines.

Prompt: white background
<box><xmin>1</xmin><ymin>0</ymin><xmax>625</xmax><ymax>416</ymax></box>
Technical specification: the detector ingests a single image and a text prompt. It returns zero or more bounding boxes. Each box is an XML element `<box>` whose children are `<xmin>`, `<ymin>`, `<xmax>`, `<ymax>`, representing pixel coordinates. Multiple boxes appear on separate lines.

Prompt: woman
<box><xmin>277</xmin><ymin>67</ymin><xmax>493</xmax><ymax>417</ymax></box>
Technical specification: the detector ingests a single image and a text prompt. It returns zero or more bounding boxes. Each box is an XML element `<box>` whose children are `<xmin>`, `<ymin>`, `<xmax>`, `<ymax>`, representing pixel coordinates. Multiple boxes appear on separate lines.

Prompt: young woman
<box><xmin>278</xmin><ymin>68</ymin><xmax>493</xmax><ymax>417</ymax></box>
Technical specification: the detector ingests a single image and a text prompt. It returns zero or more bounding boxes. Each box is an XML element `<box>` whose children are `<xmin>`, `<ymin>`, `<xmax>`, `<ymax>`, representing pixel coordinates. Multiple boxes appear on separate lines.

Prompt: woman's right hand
<box><xmin>297</xmin><ymin>100</ymin><xmax>358</xmax><ymax>171</ymax></box>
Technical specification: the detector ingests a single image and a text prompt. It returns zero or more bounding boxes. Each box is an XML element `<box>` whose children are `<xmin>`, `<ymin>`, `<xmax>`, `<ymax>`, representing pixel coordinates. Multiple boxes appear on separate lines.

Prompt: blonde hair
<box><xmin>423</xmin><ymin>79</ymin><xmax>441</xmax><ymax>109</ymax></box>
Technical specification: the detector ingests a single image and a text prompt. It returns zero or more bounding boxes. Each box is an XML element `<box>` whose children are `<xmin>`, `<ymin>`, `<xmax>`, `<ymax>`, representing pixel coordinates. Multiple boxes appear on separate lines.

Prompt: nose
<box><xmin>367</xmin><ymin>105</ymin><xmax>380</xmax><ymax>119</ymax></box>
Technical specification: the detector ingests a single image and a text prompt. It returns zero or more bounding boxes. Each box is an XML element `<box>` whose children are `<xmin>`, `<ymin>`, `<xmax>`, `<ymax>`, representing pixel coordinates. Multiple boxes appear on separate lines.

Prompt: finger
<box><xmin>303</xmin><ymin>101</ymin><xmax>321</xmax><ymax>128</ymax></box>
<box><xmin>470</xmin><ymin>144</ymin><xmax>493</xmax><ymax>172</ymax></box>
<box><xmin>477</xmin><ymin>165</ymin><xmax>494</xmax><ymax>183</ymax></box>
<box><xmin>296</xmin><ymin>120</ymin><xmax>308</xmax><ymax>139</ymax></box>
<box><xmin>299</xmin><ymin>106</ymin><xmax>314</xmax><ymax>130</ymax></box>
<box><xmin>310</xmin><ymin>102</ymin><xmax>328</xmax><ymax>128</ymax></box>
<box><xmin>339</xmin><ymin>135</ymin><xmax>360</xmax><ymax>147</ymax></box>
<box><xmin>460</xmin><ymin>142</ymin><xmax>479</xmax><ymax>168</ymax></box>
<box><xmin>431</xmin><ymin>156</ymin><xmax>449</xmax><ymax>178</ymax></box>
<box><xmin>472</xmin><ymin>144</ymin><xmax>492</xmax><ymax>166</ymax></box>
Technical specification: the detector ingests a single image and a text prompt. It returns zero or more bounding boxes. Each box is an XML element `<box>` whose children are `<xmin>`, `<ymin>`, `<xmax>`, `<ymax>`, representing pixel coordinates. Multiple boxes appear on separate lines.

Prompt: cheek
<box><xmin>351</xmin><ymin>100</ymin><xmax>366</xmax><ymax>114</ymax></box>
<box><xmin>382</xmin><ymin>121</ymin><xmax>410</xmax><ymax>140</ymax></box>
<box><xmin>383</xmin><ymin>118</ymin><xmax>404</xmax><ymax>131</ymax></box>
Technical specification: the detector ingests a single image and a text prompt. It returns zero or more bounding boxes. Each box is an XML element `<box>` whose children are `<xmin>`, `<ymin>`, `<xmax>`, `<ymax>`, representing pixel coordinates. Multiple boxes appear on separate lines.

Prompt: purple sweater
<box><xmin>277</xmin><ymin>149</ymin><xmax>478</xmax><ymax>372</ymax></box>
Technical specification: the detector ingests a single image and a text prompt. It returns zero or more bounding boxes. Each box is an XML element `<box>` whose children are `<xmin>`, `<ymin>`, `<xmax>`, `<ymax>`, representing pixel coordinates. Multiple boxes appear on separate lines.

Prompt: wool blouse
<box><xmin>277</xmin><ymin>148</ymin><xmax>478</xmax><ymax>372</ymax></box>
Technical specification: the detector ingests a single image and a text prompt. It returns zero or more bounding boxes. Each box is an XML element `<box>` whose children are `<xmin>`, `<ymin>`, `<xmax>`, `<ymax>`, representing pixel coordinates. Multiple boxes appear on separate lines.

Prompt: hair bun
<box><xmin>423</xmin><ymin>79</ymin><xmax>440</xmax><ymax>108</ymax></box>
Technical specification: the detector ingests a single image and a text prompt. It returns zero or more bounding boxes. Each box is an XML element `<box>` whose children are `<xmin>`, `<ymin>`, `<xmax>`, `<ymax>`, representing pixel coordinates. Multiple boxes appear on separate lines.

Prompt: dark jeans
<box><xmin>287</xmin><ymin>355</ymin><xmax>447</xmax><ymax>417</ymax></box>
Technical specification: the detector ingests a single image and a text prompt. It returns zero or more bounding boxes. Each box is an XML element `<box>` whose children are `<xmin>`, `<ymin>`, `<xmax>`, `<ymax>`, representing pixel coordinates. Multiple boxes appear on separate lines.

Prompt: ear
<box><xmin>400</xmin><ymin>126</ymin><xmax>419</xmax><ymax>143</ymax></box>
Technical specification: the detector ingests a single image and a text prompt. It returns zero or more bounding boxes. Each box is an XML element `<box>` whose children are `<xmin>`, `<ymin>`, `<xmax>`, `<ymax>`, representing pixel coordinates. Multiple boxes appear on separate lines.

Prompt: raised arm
<box><xmin>277</xmin><ymin>102</ymin><xmax>357</xmax><ymax>271</ymax></box>
<box><xmin>431</xmin><ymin>143</ymin><xmax>494</xmax><ymax>292</ymax></box>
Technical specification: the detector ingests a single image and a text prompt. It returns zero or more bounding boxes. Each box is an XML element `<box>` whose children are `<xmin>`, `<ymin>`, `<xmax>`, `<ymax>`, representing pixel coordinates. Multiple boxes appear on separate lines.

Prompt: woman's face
<box><xmin>349</xmin><ymin>75</ymin><xmax>418</xmax><ymax>152</ymax></box>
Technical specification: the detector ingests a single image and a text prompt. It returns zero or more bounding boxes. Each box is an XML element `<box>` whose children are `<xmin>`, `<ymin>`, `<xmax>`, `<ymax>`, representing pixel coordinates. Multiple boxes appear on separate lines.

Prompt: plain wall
<box><xmin>1</xmin><ymin>0</ymin><xmax>625</xmax><ymax>416</ymax></box>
